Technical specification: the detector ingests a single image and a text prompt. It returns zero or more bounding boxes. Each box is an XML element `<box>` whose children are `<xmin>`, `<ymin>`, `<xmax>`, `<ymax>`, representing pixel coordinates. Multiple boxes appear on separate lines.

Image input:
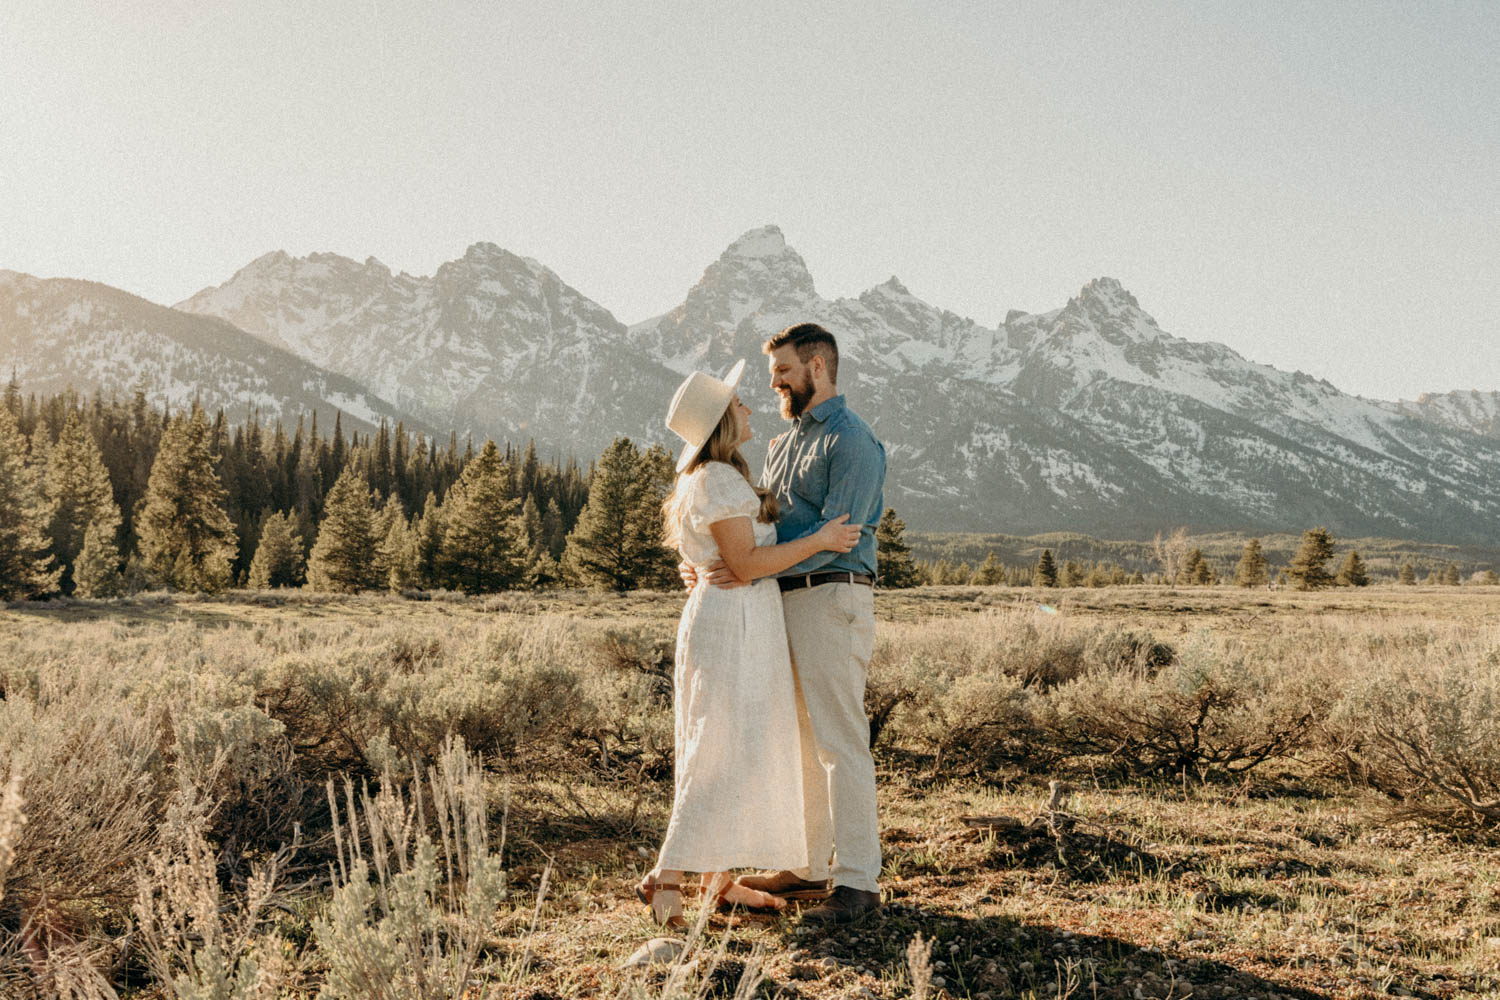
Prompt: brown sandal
<box><xmin>636</xmin><ymin>876</ymin><xmax>687</xmax><ymax>929</ymax></box>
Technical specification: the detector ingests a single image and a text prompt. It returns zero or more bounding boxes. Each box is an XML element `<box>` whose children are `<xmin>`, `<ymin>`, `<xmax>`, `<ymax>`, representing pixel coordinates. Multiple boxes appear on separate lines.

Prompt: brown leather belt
<box><xmin>778</xmin><ymin>571</ymin><xmax>874</xmax><ymax>592</ymax></box>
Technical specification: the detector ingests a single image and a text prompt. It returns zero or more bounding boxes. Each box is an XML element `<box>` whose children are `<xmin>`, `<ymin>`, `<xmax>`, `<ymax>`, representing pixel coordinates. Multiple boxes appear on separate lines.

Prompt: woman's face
<box><xmin>731</xmin><ymin>395</ymin><xmax>752</xmax><ymax>445</ymax></box>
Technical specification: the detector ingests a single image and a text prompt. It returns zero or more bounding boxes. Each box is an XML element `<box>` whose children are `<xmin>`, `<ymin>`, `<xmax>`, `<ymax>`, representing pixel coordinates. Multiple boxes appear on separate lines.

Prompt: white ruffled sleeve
<box><xmin>686</xmin><ymin>462</ymin><xmax>761</xmax><ymax>533</ymax></box>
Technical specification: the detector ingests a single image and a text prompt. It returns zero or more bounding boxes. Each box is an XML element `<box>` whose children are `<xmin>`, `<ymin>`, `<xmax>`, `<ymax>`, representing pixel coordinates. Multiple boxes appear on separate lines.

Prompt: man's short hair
<box><xmin>763</xmin><ymin>322</ymin><xmax>839</xmax><ymax>384</ymax></box>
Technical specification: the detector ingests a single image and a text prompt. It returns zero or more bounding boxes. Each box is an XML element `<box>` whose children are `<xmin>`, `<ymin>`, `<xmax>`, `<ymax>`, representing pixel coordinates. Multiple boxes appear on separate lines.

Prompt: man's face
<box><xmin>768</xmin><ymin>345</ymin><xmax>815</xmax><ymax>419</ymax></box>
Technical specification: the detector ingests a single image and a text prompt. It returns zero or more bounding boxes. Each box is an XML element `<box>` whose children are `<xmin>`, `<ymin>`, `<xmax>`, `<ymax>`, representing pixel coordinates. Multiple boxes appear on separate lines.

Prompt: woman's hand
<box><xmin>815</xmin><ymin>513</ymin><xmax>864</xmax><ymax>553</ymax></box>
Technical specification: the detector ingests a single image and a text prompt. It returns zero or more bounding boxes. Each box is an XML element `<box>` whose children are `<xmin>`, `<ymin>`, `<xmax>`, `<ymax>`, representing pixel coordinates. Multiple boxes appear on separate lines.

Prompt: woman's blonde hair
<box><xmin>662</xmin><ymin>404</ymin><xmax>778</xmax><ymax>550</ymax></box>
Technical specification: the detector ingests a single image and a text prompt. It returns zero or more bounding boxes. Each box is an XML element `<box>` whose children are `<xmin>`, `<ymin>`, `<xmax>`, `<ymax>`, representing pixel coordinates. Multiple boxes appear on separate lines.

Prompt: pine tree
<box><xmin>306</xmin><ymin>467</ymin><xmax>382</xmax><ymax>592</ymax></box>
<box><xmin>73</xmin><ymin>519</ymin><xmax>125</xmax><ymax>597</ymax></box>
<box><xmin>874</xmin><ymin>508</ymin><xmax>920</xmax><ymax>589</ymax></box>
<box><xmin>412</xmin><ymin>491</ymin><xmax>446</xmax><ymax>589</ymax></box>
<box><xmin>1232</xmin><ymin>539</ymin><xmax>1269</xmax><ymax>588</ymax></box>
<box><xmin>563</xmin><ymin>437</ymin><xmax>675</xmax><ymax>592</ymax></box>
<box><xmin>1285</xmin><ymin>527</ymin><xmax>1335</xmax><ymax>590</ymax></box>
<box><xmin>438</xmin><ymin>440</ymin><xmax>526</xmax><ymax>593</ymax></box>
<box><xmin>247</xmin><ymin>511</ymin><xmax>306</xmax><ymax>589</ymax></box>
<box><xmin>541</xmin><ymin>498</ymin><xmax>566</xmax><ymax>559</ymax></box>
<box><xmin>1442</xmin><ymin>562</ymin><xmax>1461</xmax><ymax>586</ymax></box>
<box><xmin>135</xmin><ymin>406</ymin><xmax>237</xmax><ymax>593</ymax></box>
<box><xmin>1059</xmin><ymin>560</ymin><xmax>1083</xmax><ymax>587</ymax></box>
<box><xmin>1398</xmin><ymin>562</ymin><xmax>1417</xmax><ymax>585</ymax></box>
<box><xmin>520</xmin><ymin>440</ymin><xmax>540</xmax><ymax>501</ymax></box>
<box><xmin>0</xmin><ymin>406</ymin><xmax>61</xmax><ymax>599</ymax></box>
<box><xmin>41</xmin><ymin>411</ymin><xmax>121</xmax><ymax>593</ymax></box>
<box><xmin>1335</xmin><ymin>550</ymin><xmax>1370</xmax><ymax>587</ymax></box>
<box><xmin>525</xmin><ymin>552</ymin><xmax>564</xmax><ymax>590</ymax></box>
<box><xmin>520</xmin><ymin>494</ymin><xmax>543</xmax><ymax>554</ymax></box>
<box><xmin>380</xmin><ymin>511</ymin><xmax>420</xmax><ymax>591</ymax></box>
<box><xmin>369</xmin><ymin>500</ymin><xmax>400</xmax><ymax>587</ymax></box>
<box><xmin>1482</xmin><ymin>570</ymin><xmax>1499</xmax><ymax>586</ymax></box>
<box><xmin>2</xmin><ymin>370</ymin><xmax>19</xmax><ymax>419</ymax></box>
<box><xmin>1033</xmin><ymin>549</ymin><xmax>1058</xmax><ymax>588</ymax></box>
<box><xmin>972</xmin><ymin>551</ymin><xmax>1004</xmax><ymax>586</ymax></box>
<box><xmin>1179</xmin><ymin>548</ymin><xmax>1207</xmax><ymax>586</ymax></box>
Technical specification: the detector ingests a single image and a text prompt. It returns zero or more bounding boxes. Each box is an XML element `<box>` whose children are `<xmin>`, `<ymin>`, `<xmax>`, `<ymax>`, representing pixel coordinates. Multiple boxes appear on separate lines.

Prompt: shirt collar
<box><xmin>798</xmin><ymin>394</ymin><xmax>845</xmax><ymax>427</ymax></box>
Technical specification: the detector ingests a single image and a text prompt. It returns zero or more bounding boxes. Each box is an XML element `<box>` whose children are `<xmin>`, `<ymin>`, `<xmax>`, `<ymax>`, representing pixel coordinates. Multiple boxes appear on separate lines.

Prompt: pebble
<box><xmin>931</xmin><ymin>975</ymin><xmax>947</xmax><ymax>988</ymax></box>
<box><xmin>788</xmin><ymin>963</ymin><xmax>820</xmax><ymax>981</ymax></box>
<box><xmin>619</xmin><ymin>937</ymin><xmax>684</xmax><ymax>968</ymax></box>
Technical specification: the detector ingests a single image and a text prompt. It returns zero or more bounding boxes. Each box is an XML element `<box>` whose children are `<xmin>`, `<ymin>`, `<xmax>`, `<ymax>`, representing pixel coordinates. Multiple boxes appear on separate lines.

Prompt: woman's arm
<box><xmin>708</xmin><ymin>514</ymin><xmax>861</xmax><ymax>583</ymax></box>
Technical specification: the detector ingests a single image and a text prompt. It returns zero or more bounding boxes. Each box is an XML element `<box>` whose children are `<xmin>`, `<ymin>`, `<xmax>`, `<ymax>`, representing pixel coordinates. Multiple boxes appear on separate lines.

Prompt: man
<box><xmin>689</xmin><ymin>322</ymin><xmax>886</xmax><ymax>924</ymax></box>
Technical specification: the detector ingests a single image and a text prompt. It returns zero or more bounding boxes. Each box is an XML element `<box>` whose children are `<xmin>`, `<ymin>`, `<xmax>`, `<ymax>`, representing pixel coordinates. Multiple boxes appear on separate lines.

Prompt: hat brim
<box><xmin>675</xmin><ymin>358</ymin><xmax>746</xmax><ymax>472</ymax></box>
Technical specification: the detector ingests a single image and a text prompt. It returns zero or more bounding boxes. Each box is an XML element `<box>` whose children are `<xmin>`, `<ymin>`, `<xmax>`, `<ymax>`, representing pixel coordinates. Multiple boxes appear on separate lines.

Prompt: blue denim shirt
<box><xmin>762</xmin><ymin>395</ymin><xmax>886</xmax><ymax>577</ymax></box>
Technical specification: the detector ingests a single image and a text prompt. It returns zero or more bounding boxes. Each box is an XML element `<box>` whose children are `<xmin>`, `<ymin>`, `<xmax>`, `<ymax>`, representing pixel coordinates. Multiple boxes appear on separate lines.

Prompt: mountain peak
<box><xmin>1077</xmin><ymin>276</ymin><xmax>1139</xmax><ymax>309</ymax></box>
<box><xmin>875</xmin><ymin>275</ymin><xmax>911</xmax><ymax>296</ymax></box>
<box><xmin>243</xmin><ymin>250</ymin><xmax>291</xmax><ymax>270</ymax></box>
<box><xmin>722</xmin><ymin>225</ymin><xmax>787</xmax><ymax>260</ymax></box>
<box><xmin>463</xmin><ymin>241</ymin><xmax>508</xmax><ymax>262</ymax></box>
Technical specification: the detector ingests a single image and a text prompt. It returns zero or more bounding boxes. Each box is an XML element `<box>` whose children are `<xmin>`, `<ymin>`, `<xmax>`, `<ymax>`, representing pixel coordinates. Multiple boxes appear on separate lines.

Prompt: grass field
<box><xmin>3</xmin><ymin>586</ymin><xmax>1499</xmax><ymax>1000</ymax></box>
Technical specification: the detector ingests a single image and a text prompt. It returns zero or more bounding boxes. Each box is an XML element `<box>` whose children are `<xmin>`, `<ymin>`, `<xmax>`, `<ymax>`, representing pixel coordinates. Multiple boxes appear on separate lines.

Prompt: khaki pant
<box><xmin>781</xmin><ymin>581</ymin><xmax>880</xmax><ymax>892</ymax></box>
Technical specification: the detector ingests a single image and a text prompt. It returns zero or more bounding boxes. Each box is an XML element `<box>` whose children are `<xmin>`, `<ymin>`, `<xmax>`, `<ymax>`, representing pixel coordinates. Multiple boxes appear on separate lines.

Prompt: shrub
<box><xmin>313</xmin><ymin>737</ymin><xmax>507</xmax><ymax>1000</ymax></box>
<box><xmin>865</xmin><ymin>611</ymin><xmax>1177</xmax><ymax>772</ymax></box>
<box><xmin>171</xmin><ymin>704</ymin><xmax>308</xmax><ymax>862</ymax></box>
<box><xmin>1332</xmin><ymin>639</ymin><xmax>1500</xmax><ymax>828</ymax></box>
<box><xmin>0</xmin><ymin>689</ymin><xmax>167</xmax><ymax>996</ymax></box>
<box><xmin>133</xmin><ymin>793</ymin><xmax>302</xmax><ymax>1000</ymax></box>
<box><xmin>1040</xmin><ymin>635</ymin><xmax>1325</xmax><ymax>778</ymax></box>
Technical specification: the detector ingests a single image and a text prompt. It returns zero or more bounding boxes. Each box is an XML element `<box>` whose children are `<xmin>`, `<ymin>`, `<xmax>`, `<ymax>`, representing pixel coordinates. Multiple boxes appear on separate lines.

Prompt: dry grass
<box><xmin>1</xmin><ymin>585</ymin><xmax>1499</xmax><ymax>998</ymax></box>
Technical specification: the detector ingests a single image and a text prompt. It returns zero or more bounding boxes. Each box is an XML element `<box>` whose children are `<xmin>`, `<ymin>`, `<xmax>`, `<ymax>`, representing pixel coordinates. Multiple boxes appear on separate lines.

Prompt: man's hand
<box><xmin>678</xmin><ymin>560</ymin><xmax>699</xmax><ymax>590</ymax></box>
<box><xmin>702</xmin><ymin>559</ymin><xmax>749</xmax><ymax>589</ymax></box>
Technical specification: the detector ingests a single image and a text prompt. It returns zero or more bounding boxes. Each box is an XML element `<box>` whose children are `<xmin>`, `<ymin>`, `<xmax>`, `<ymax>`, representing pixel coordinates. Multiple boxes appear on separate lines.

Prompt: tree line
<box><xmin>875</xmin><ymin>515</ymin><xmax>1496</xmax><ymax>590</ymax></box>
<box><xmin>5</xmin><ymin>381</ymin><xmax>1495</xmax><ymax>600</ymax></box>
<box><xmin>0</xmin><ymin>381</ymin><xmax>680</xmax><ymax>599</ymax></box>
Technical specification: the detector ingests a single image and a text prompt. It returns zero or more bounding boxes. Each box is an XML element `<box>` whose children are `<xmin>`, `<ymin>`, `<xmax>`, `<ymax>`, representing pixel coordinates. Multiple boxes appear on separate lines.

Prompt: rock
<box><xmin>788</xmin><ymin>963</ymin><xmax>821</xmax><ymax>981</ymax></box>
<box><xmin>619</xmin><ymin>937</ymin><xmax>685</xmax><ymax>968</ymax></box>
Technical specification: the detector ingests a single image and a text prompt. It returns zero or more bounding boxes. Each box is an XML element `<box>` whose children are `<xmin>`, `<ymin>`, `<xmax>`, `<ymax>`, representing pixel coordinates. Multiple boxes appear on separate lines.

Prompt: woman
<box><xmin>638</xmin><ymin>360</ymin><xmax>862</xmax><ymax>927</ymax></box>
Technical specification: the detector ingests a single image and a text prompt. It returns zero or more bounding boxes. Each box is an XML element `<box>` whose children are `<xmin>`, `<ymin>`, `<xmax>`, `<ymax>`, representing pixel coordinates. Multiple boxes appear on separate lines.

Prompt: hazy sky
<box><xmin>3</xmin><ymin>1</ymin><xmax>1497</xmax><ymax>400</ymax></box>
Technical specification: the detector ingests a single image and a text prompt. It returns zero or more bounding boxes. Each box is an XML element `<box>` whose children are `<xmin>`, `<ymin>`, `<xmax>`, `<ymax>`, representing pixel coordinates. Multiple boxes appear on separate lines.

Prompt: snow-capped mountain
<box><xmin>17</xmin><ymin>225</ymin><xmax>1499</xmax><ymax>542</ymax></box>
<box><xmin>1392</xmin><ymin>389</ymin><xmax>1500</xmax><ymax>440</ymax></box>
<box><xmin>626</xmin><ymin>227</ymin><xmax>1500</xmax><ymax>542</ymax></box>
<box><xmin>0</xmin><ymin>271</ymin><xmax>417</xmax><ymax>434</ymax></box>
<box><xmin>177</xmin><ymin>244</ymin><xmax>681</xmax><ymax>458</ymax></box>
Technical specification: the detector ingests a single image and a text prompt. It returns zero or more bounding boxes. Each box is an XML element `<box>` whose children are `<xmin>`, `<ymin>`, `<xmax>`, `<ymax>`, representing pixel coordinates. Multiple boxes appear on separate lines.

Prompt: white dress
<box><xmin>654</xmin><ymin>462</ymin><xmax>809</xmax><ymax>873</ymax></box>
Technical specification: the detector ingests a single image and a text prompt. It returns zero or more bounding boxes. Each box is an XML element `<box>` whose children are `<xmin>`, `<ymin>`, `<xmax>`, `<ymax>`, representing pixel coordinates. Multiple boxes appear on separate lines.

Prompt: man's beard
<box><xmin>778</xmin><ymin>375</ymin><xmax>816</xmax><ymax>419</ymax></box>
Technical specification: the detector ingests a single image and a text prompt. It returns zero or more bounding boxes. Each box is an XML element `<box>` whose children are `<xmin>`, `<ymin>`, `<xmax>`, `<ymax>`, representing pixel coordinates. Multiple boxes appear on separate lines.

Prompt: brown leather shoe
<box><xmin>733</xmin><ymin>870</ymin><xmax>833</xmax><ymax>901</ymax></box>
<box><xmin>798</xmin><ymin>885</ymin><xmax>881</xmax><ymax>925</ymax></box>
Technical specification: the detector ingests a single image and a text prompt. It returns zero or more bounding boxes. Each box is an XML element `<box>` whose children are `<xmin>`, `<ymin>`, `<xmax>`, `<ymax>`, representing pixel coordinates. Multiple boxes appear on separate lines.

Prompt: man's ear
<box><xmin>809</xmin><ymin>353</ymin><xmax>827</xmax><ymax>383</ymax></box>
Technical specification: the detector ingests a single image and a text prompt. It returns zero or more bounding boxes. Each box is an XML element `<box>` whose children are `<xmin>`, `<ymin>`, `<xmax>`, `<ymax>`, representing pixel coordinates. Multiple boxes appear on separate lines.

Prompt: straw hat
<box><xmin>665</xmin><ymin>359</ymin><xmax>745</xmax><ymax>472</ymax></box>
